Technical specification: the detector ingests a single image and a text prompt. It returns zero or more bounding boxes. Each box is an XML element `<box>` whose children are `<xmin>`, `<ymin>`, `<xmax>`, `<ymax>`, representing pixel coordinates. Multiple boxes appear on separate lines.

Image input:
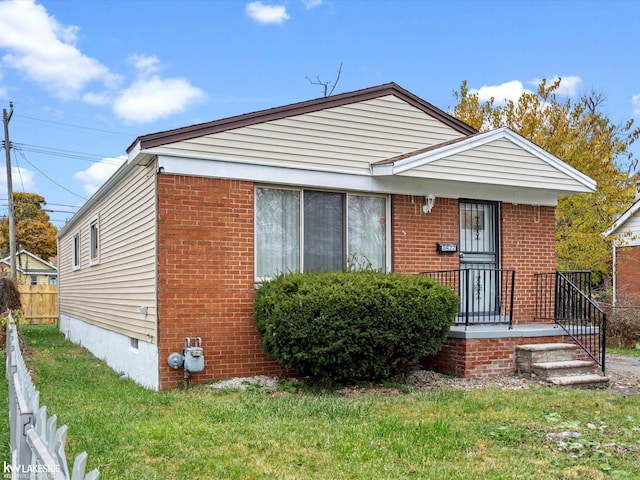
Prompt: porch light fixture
<box><xmin>422</xmin><ymin>194</ymin><xmax>436</xmax><ymax>214</ymax></box>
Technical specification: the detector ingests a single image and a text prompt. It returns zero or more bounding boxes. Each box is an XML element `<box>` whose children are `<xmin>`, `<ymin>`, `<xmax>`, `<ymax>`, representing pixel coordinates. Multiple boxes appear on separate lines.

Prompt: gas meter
<box><xmin>183</xmin><ymin>337</ymin><xmax>205</xmax><ymax>373</ymax></box>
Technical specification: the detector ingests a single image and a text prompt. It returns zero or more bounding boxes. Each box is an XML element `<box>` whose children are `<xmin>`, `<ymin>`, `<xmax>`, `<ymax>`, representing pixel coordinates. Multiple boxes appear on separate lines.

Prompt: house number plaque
<box><xmin>436</xmin><ymin>243</ymin><xmax>458</xmax><ymax>253</ymax></box>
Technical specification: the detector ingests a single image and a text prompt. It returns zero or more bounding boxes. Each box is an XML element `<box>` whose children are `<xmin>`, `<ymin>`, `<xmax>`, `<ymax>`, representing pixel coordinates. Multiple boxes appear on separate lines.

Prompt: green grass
<box><xmin>608</xmin><ymin>346</ymin><xmax>640</xmax><ymax>357</ymax></box>
<box><xmin>0</xmin><ymin>341</ymin><xmax>8</xmax><ymax>466</ymax></box>
<box><xmin>5</xmin><ymin>325</ymin><xmax>640</xmax><ymax>479</ymax></box>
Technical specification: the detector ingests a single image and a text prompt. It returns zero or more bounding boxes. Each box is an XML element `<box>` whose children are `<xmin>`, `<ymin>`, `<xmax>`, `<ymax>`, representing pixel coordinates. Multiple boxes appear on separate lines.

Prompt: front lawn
<box><xmin>4</xmin><ymin>325</ymin><xmax>640</xmax><ymax>479</ymax></box>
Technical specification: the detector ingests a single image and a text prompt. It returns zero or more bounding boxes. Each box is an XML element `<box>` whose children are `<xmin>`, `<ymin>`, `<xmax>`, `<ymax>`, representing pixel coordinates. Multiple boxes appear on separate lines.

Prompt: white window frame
<box><xmin>254</xmin><ymin>186</ymin><xmax>391</xmax><ymax>281</ymax></box>
<box><xmin>71</xmin><ymin>230</ymin><xmax>81</xmax><ymax>270</ymax></box>
<box><xmin>89</xmin><ymin>216</ymin><xmax>100</xmax><ymax>266</ymax></box>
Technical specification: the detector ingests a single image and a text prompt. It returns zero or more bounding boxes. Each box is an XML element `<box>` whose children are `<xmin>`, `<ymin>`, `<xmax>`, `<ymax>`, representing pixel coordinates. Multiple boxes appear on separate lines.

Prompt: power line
<box><xmin>13</xmin><ymin>142</ymin><xmax>124</xmax><ymax>164</ymax></box>
<box><xmin>11</xmin><ymin>148</ymin><xmax>26</xmax><ymax>191</ymax></box>
<box><xmin>0</xmin><ymin>200</ymin><xmax>81</xmax><ymax>209</ymax></box>
<box><xmin>14</xmin><ymin>149</ymin><xmax>87</xmax><ymax>201</ymax></box>
<box><xmin>14</xmin><ymin>114</ymin><xmax>129</xmax><ymax>137</ymax></box>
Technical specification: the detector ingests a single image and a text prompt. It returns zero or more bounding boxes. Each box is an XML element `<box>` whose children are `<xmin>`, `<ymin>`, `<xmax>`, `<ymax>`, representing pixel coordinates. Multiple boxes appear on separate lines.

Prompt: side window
<box><xmin>72</xmin><ymin>231</ymin><xmax>81</xmax><ymax>270</ymax></box>
<box><xmin>89</xmin><ymin>216</ymin><xmax>100</xmax><ymax>265</ymax></box>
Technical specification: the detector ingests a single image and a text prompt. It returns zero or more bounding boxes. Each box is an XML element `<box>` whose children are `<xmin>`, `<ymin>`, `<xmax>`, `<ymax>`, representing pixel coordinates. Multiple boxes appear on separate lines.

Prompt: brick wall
<box><xmin>155</xmin><ymin>184</ymin><xmax>560</xmax><ymax>386</ymax></box>
<box><xmin>501</xmin><ymin>203</ymin><xmax>556</xmax><ymax>323</ymax></box>
<box><xmin>393</xmin><ymin>198</ymin><xmax>557</xmax><ymax>324</ymax></box>
<box><xmin>156</xmin><ymin>175</ymin><xmax>286</xmax><ymax>389</ymax></box>
<box><xmin>392</xmin><ymin>195</ymin><xmax>459</xmax><ymax>273</ymax></box>
<box><xmin>615</xmin><ymin>245</ymin><xmax>640</xmax><ymax>306</ymax></box>
<box><xmin>424</xmin><ymin>335</ymin><xmax>598</xmax><ymax>378</ymax></box>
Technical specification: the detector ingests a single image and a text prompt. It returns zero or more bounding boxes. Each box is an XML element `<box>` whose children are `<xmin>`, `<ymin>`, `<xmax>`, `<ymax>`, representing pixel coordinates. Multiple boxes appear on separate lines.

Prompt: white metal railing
<box><xmin>5</xmin><ymin>314</ymin><xmax>99</xmax><ymax>479</ymax></box>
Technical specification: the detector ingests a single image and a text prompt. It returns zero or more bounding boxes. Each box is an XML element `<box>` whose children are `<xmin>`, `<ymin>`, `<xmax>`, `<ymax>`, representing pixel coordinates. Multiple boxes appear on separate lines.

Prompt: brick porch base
<box><xmin>422</xmin><ymin>324</ymin><xmax>599</xmax><ymax>378</ymax></box>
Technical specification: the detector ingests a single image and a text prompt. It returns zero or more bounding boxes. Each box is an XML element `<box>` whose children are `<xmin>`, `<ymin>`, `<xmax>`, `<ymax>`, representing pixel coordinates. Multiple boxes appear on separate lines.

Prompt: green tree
<box><xmin>451</xmin><ymin>78</ymin><xmax>640</xmax><ymax>279</ymax></box>
<box><xmin>0</xmin><ymin>193</ymin><xmax>58</xmax><ymax>261</ymax></box>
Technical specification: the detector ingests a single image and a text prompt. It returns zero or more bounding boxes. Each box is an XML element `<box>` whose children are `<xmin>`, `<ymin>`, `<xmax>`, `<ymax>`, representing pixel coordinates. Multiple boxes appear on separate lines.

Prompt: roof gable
<box><xmin>371</xmin><ymin>127</ymin><xmax>596</xmax><ymax>194</ymax></box>
<box><xmin>1</xmin><ymin>249</ymin><xmax>57</xmax><ymax>274</ymax></box>
<box><xmin>603</xmin><ymin>198</ymin><xmax>640</xmax><ymax>239</ymax></box>
<box><xmin>128</xmin><ymin>83</ymin><xmax>476</xmax><ymax>152</ymax></box>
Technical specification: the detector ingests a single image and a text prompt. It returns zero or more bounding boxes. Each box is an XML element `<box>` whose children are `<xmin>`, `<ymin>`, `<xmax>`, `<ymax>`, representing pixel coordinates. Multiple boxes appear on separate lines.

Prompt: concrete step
<box><xmin>531</xmin><ymin>360</ymin><xmax>595</xmax><ymax>379</ymax></box>
<box><xmin>547</xmin><ymin>374</ymin><xmax>610</xmax><ymax>388</ymax></box>
<box><xmin>516</xmin><ymin>343</ymin><xmax>577</xmax><ymax>374</ymax></box>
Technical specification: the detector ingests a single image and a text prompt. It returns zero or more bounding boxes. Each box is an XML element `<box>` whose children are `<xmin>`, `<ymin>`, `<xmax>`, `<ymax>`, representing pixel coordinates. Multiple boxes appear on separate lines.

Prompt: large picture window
<box><xmin>256</xmin><ymin>187</ymin><xmax>388</xmax><ymax>280</ymax></box>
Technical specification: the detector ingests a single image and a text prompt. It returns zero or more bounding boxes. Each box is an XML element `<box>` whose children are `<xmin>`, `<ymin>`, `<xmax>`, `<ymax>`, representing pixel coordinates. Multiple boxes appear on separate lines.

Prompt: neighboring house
<box><xmin>57</xmin><ymin>83</ymin><xmax>600</xmax><ymax>390</ymax></box>
<box><xmin>604</xmin><ymin>185</ymin><xmax>640</xmax><ymax>307</ymax></box>
<box><xmin>1</xmin><ymin>248</ymin><xmax>58</xmax><ymax>285</ymax></box>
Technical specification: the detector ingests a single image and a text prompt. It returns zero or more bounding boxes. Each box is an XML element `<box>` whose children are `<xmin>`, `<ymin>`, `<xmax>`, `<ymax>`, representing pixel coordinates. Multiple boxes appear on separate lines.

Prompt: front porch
<box><xmin>422</xmin><ymin>270</ymin><xmax>606</xmax><ymax>378</ymax></box>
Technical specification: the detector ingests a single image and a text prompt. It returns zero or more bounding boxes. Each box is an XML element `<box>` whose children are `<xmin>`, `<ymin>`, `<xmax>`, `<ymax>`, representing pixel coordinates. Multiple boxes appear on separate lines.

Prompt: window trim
<box><xmin>89</xmin><ymin>215</ymin><xmax>100</xmax><ymax>266</ymax></box>
<box><xmin>71</xmin><ymin>230</ymin><xmax>81</xmax><ymax>270</ymax></box>
<box><xmin>254</xmin><ymin>185</ymin><xmax>391</xmax><ymax>281</ymax></box>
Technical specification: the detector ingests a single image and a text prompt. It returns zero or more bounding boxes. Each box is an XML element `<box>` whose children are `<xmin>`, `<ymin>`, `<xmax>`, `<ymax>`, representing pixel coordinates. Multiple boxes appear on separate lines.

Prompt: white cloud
<box><xmin>302</xmin><ymin>0</ymin><xmax>322</xmax><ymax>9</ymax></box>
<box><xmin>632</xmin><ymin>94</ymin><xmax>640</xmax><ymax>115</ymax></box>
<box><xmin>0</xmin><ymin>167</ymin><xmax>36</xmax><ymax>195</ymax></box>
<box><xmin>82</xmin><ymin>91</ymin><xmax>112</xmax><ymax>106</ymax></box>
<box><xmin>110</xmin><ymin>53</ymin><xmax>204</xmax><ymax>123</ymax></box>
<box><xmin>246</xmin><ymin>2</ymin><xmax>290</xmax><ymax>24</ymax></box>
<box><xmin>549</xmin><ymin>76</ymin><xmax>582</xmax><ymax>96</ymax></box>
<box><xmin>470</xmin><ymin>80</ymin><xmax>532</xmax><ymax>104</ymax></box>
<box><xmin>0</xmin><ymin>2</ymin><xmax>204</xmax><ymax>124</ymax></box>
<box><xmin>471</xmin><ymin>76</ymin><xmax>583</xmax><ymax>105</ymax></box>
<box><xmin>74</xmin><ymin>156</ymin><xmax>126</xmax><ymax>196</ymax></box>
<box><xmin>128</xmin><ymin>53</ymin><xmax>162</xmax><ymax>78</ymax></box>
<box><xmin>0</xmin><ymin>0</ymin><xmax>121</xmax><ymax>99</ymax></box>
<box><xmin>114</xmin><ymin>76</ymin><xmax>204</xmax><ymax>123</ymax></box>
<box><xmin>531</xmin><ymin>75</ymin><xmax>582</xmax><ymax>96</ymax></box>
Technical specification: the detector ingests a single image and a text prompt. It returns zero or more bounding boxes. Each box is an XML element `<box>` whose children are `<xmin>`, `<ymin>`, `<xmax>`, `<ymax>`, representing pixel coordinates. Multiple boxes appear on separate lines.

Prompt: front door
<box><xmin>459</xmin><ymin>201</ymin><xmax>499</xmax><ymax>316</ymax></box>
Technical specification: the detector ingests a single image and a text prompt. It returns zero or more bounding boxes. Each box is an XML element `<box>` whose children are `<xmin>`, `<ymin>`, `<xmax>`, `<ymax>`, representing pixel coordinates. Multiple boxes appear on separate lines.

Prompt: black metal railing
<box><xmin>422</xmin><ymin>269</ymin><xmax>515</xmax><ymax>328</ymax></box>
<box><xmin>535</xmin><ymin>271</ymin><xmax>606</xmax><ymax>374</ymax></box>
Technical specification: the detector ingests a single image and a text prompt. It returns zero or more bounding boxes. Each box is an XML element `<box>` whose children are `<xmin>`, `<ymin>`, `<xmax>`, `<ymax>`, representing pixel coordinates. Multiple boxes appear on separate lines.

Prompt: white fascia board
<box><xmin>127</xmin><ymin>141</ymin><xmax>142</xmax><ymax>163</ymax></box>
<box><xmin>372</xmin><ymin>127</ymin><xmax>596</xmax><ymax>193</ymax></box>
<box><xmin>603</xmin><ymin>200</ymin><xmax>640</xmax><ymax>238</ymax></box>
<box><xmin>157</xmin><ymin>153</ymin><xmax>560</xmax><ymax>206</ymax></box>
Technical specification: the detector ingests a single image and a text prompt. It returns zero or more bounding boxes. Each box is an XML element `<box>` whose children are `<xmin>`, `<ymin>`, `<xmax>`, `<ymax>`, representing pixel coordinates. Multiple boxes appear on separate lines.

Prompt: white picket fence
<box><xmin>5</xmin><ymin>314</ymin><xmax>99</xmax><ymax>479</ymax></box>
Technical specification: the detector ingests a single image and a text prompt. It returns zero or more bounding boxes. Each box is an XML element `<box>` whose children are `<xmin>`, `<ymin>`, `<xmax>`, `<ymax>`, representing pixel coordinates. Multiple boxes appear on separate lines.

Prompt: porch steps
<box><xmin>516</xmin><ymin>343</ymin><xmax>609</xmax><ymax>388</ymax></box>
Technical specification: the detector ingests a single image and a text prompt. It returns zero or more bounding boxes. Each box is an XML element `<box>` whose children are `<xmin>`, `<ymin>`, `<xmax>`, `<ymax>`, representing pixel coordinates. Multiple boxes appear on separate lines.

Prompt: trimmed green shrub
<box><xmin>254</xmin><ymin>270</ymin><xmax>458</xmax><ymax>382</ymax></box>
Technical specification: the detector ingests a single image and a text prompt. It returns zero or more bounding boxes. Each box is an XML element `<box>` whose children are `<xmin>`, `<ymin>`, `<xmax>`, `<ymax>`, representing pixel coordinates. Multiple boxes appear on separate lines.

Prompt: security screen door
<box><xmin>459</xmin><ymin>201</ymin><xmax>499</xmax><ymax>316</ymax></box>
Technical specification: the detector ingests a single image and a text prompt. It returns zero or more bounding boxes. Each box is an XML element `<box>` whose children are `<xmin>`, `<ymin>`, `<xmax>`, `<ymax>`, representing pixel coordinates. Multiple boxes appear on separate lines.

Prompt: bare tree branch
<box><xmin>305</xmin><ymin>62</ymin><xmax>343</xmax><ymax>97</ymax></box>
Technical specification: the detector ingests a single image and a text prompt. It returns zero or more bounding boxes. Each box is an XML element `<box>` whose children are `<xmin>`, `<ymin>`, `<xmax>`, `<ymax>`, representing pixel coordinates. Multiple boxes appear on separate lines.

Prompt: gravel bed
<box><xmin>209</xmin><ymin>362</ymin><xmax>640</xmax><ymax>395</ymax></box>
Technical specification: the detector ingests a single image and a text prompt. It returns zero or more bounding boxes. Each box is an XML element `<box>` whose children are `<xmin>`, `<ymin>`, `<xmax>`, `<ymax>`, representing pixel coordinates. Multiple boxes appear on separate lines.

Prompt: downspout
<box><xmin>612</xmin><ymin>242</ymin><xmax>617</xmax><ymax>308</ymax></box>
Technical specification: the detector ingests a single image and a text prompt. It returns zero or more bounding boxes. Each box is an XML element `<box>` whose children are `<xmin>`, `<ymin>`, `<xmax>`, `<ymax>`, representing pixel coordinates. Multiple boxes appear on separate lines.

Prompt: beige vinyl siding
<box><xmin>59</xmin><ymin>163</ymin><xmax>157</xmax><ymax>342</ymax></box>
<box><xmin>620</xmin><ymin>210</ymin><xmax>640</xmax><ymax>246</ymax></box>
<box><xmin>402</xmin><ymin>138</ymin><xmax>588</xmax><ymax>191</ymax></box>
<box><xmin>16</xmin><ymin>254</ymin><xmax>50</xmax><ymax>271</ymax></box>
<box><xmin>153</xmin><ymin>95</ymin><xmax>465</xmax><ymax>172</ymax></box>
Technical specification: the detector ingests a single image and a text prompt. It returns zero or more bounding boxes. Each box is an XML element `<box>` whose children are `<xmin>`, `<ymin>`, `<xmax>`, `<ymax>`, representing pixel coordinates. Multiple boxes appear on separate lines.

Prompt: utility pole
<box><xmin>3</xmin><ymin>102</ymin><xmax>16</xmax><ymax>279</ymax></box>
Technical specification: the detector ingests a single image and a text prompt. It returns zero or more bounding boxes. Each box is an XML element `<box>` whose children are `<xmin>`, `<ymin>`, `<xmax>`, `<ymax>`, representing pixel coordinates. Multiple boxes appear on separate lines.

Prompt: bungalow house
<box><xmin>1</xmin><ymin>248</ymin><xmax>58</xmax><ymax>285</ymax></box>
<box><xmin>57</xmin><ymin>83</ymin><xmax>603</xmax><ymax>390</ymax></box>
<box><xmin>604</xmin><ymin>183</ymin><xmax>640</xmax><ymax>307</ymax></box>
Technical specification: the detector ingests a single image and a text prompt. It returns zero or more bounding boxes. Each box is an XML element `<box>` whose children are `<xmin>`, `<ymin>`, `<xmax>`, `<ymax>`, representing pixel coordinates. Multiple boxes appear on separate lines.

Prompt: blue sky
<box><xmin>0</xmin><ymin>0</ymin><xmax>638</xmax><ymax>227</ymax></box>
